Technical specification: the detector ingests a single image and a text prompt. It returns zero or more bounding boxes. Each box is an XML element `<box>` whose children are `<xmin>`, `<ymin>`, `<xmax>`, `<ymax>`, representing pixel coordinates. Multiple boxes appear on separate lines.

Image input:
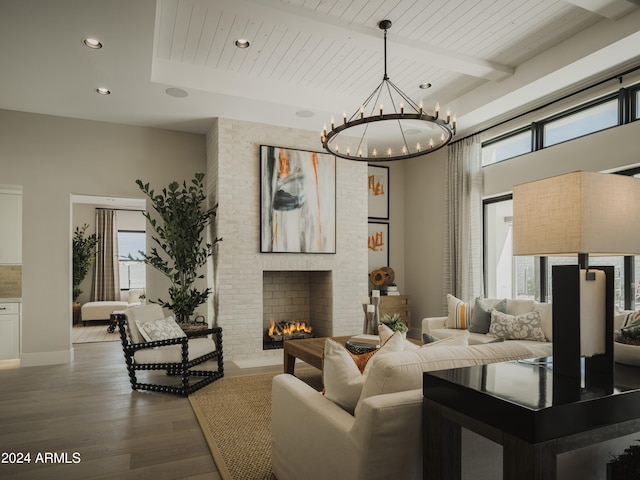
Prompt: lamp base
<box><xmin>551</xmin><ymin>265</ymin><xmax>614</xmax><ymax>401</ymax></box>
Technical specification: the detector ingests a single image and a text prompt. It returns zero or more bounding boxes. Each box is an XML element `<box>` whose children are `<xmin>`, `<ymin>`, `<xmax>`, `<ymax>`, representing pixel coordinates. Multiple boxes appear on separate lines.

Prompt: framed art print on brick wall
<box><xmin>260</xmin><ymin>145</ymin><xmax>336</xmax><ymax>253</ymax></box>
<box><xmin>368</xmin><ymin>165</ymin><xmax>389</xmax><ymax>220</ymax></box>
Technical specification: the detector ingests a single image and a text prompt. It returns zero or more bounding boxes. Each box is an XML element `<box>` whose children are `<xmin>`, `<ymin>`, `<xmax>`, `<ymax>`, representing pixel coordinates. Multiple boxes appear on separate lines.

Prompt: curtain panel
<box><xmin>91</xmin><ymin>209</ymin><xmax>120</xmax><ymax>301</ymax></box>
<box><xmin>442</xmin><ymin>135</ymin><xmax>484</xmax><ymax>312</ymax></box>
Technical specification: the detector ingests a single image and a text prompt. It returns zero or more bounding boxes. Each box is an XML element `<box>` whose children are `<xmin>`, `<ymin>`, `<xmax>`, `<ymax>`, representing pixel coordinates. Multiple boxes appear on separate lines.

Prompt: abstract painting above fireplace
<box><xmin>260</xmin><ymin>145</ymin><xmax>336</xmax><ymax>254</ymax></box>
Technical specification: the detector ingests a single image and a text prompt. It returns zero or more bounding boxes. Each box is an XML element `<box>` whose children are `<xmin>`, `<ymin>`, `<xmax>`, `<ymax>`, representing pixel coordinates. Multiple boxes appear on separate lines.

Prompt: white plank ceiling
<box><xmin>0</xmin><ymin>0</ymin><xmax>638</xmax><ymax>137</ymax></box>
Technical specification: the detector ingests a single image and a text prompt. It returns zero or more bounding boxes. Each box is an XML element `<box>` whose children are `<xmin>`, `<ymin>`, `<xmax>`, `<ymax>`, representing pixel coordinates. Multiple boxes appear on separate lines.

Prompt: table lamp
<box><xmin>513</xmin><ymin>171</ymin><xmax>640</xmax><ymax>389</ymax></box>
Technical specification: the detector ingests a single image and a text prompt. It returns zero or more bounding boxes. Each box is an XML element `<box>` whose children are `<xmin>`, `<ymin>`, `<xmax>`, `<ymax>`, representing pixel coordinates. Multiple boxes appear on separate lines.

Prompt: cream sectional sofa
<box><xmin>271</xmin><ymin>337</ymin><xmax>552</xmax><ymax>480</ymax></box>
<box><xmin>422</xmin><ymin>297</ymin><xmax>553</xmax><ymax>347</ymax></box>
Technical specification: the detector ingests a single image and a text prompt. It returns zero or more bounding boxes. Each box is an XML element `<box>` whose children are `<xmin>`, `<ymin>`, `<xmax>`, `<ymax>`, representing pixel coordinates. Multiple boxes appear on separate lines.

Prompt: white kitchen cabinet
<box><xmin>0</xmin><ymin>191</ymin><xmax>22</xmax><ymax>264</ymax></box>
<box><xmin>0</xmin><ymin>302</ymin><xmax>20</xmax><ymax>360</ymax></box>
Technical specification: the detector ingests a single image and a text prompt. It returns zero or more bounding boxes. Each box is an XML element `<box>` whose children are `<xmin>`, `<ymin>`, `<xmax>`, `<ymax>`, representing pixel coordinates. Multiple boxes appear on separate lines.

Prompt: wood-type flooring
<box><xmin>0</xmin><ymin>341</ymin><xmax>281</xmax><ymax>479</ymax></box>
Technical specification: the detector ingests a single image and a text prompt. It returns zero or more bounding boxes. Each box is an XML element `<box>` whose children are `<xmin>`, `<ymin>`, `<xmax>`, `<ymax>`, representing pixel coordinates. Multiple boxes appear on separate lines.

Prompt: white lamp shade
<box><xmin>513</xmin><ymin>171</ymin><xmax>640</xmax><ymax>256</ymax></box>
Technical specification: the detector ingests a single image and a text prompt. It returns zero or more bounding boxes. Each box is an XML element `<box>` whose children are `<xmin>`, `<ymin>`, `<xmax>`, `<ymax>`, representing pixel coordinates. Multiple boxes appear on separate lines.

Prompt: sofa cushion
<box><xmin>136</xmin><ymin>315</ymin><xmax>186</xmax><ymax>342</ymax></box>
<box><xmin>489</xmin><ymin>309</ymin><xmax>546</xmax><ymax>342</ymax></box>
<box><xmin>469</xmin><ymin>298</ymin><xmax>507</xmax><ymax>334</ymax></box>
<box><xmin>355</xmin><ymin>340</ymin><xmax>546</xmax><ymax>417</ymax></box>
<box><xmin>446</xmin><ymin>294</ymin><xmax>471</xmax><ymax>329</ymax></box>
<box><xmin>322</xmin><ymin>333</ymin><xmax>404</xmax><ymax>414</ymax></box>
<box><xmin>133</xmin><ymin>337</ymin><xmax>216</xmax><ymax>364</ymax></box>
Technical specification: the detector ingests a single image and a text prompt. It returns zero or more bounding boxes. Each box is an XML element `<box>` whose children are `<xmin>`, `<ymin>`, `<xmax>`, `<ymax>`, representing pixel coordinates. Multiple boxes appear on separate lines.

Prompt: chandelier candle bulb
<box><xmin>446</xmin><ymin>109</ymin><xmax>451</xmax><ymax>123</ymax></box>
<box><xmin>400</xmin><ymin>102</ymin><xmax>404</xmax><ymax>114</ymax></box>
<box><xmin>372</xmin><ymin>149</ymin><xmax>377</xmax><ymax>157</ymax></box>
<box><xmin>380</xmin><ymin>104</ymin><xmax>383</xmax><ymax>115</ymax></box>
<box><xmin>435</xmin><ymin>102</ymin><xmax>440</xmax><ymax>119</ymax></box>
<box><xmin>387</xmin><ymin>148</ymin><xmax>392</xmax><ymax>157</ymax></box>
<box><xmin>343</xmin><ymin>112</ymin><xmax>347</xmax><ymax>125</ymax></box>
<box><xmin>331</xmin><ymin>117</ymin><xmax>335</xmax><ymax>129</ymax></box>
<box><xmin>419</xmin><ymin>100</ymin><xmax>423</xmax><ymax>115</ymax></box>
<box><xmin>360</xmin><ymin>106</ymin><xmax>364</xmax><ymax>119</ymax></box>
<box><xmin>429</xmin><ymin>139</ymin><xmax>434</xmax><ymax>148</ymax></box>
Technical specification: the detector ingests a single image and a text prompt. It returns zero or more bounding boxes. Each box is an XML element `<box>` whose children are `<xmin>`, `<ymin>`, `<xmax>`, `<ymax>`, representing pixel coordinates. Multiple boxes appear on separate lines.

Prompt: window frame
<box><xmin>538</xmin><ymin>93</ymin><xmax>620</xmax><ymax>149</ymax></box>
<box><xmin>481</xmin><ymin>126</ymin><xmax>532</xmax><ymax>167</ymax></box>
<box><xmin>481</xmin><ymin>80</ymin><xmax>640</xmax><ymax>168</ymax></box>
<box><xmin>483</xmin><ymin>166</ymin><xmax>640</xmax><ymax>307</ymax></box>
<box><xmin>117</xmin><ymin>229</ymin><xmax>146</xmax><ymax>292</ymax></box>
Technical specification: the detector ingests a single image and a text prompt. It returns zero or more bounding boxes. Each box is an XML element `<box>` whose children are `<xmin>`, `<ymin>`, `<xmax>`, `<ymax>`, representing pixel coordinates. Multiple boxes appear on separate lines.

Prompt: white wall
<box><xmin>0</xmin><ymin>109</ymin><xmax>206</xmax><ymax>366</ymax></box>
<box><xmin>403</xmin><ymin>149</ymin><xmax>448</xmax><ymax>322</ymax></box>
<box><xmin>403</xmin><ymin>120</ymin><xmax>640</xmax><ymax>324</ymax></box>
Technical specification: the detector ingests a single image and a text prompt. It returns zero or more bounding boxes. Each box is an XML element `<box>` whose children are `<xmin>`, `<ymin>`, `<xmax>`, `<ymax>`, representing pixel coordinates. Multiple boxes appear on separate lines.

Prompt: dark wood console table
<box><xmin>423</xmin><ymin>359</ymin><xmax>640</xmax><ymax>480</ymax></box>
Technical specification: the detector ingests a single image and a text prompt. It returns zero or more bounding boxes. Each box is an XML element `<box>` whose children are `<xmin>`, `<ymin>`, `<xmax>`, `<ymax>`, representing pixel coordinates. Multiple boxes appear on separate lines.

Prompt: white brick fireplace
<box><xmin>206</xmin><ymin>118</ymin><xmax>368</xmax><ymax>363</ymax></box>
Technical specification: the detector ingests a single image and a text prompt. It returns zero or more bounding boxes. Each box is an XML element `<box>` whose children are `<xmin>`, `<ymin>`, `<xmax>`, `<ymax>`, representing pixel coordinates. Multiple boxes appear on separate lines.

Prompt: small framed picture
<box><xmin>368</xmin><ymin>165</ymin><xmax>389</xmax><ymax>220</ymax></box>
<box><xmin>368</xmin><ymin>222</ymin><xmax>389</xmax><ymax>270</ymax></box>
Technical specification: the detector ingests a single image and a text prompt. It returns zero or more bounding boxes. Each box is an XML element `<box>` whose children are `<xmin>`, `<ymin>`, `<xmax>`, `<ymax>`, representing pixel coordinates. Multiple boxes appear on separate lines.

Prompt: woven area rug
<box><xmin>189</xmin><ymin>369</ymin><xmax>323</xmax><ymax>480</ymax></box>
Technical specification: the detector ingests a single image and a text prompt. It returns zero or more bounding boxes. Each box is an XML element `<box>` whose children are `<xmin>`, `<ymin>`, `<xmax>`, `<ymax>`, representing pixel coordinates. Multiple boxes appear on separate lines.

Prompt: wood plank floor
<box><xmin>0</xmin><ymin>341</ymin><xmax>283</xmax><ymax>479</ymax></box>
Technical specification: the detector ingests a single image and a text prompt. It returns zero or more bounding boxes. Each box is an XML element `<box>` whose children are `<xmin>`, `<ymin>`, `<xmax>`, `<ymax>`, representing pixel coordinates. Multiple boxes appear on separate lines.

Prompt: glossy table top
<box><xmin>423</xmin><ymin>359</ymin><xmax>640</xmax><ymax>443</ymax></box>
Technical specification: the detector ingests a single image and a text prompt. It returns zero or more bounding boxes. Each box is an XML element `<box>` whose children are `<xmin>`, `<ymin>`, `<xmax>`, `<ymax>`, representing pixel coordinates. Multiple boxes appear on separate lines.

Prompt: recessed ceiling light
<box><xmin>235</xmin><ymin>38</ymin><xmax>250</xmax><ymax>49</ymax></box>
<box><xmin>166</xmin><ymin>87</ymin><xmax>189</xmax><ymax>98</ymax></box>
<box><xmin>419</xmin><ymin>83</ymin><xmax>432</xmax><ymax>89</ymax></box>
<box><xmin>95</xmin><ymin>87</ymin><xmax>111</xmax><ymax>95</ymax></box>
<box><xmin>83</xmin><ymin>37</ymin><xmax>103</xmax><ymax>49</ymax></box>
<box><xmin>295</xmin><ymin>110</ymin><xmax>314</xmax><ymax>118</ymax></box>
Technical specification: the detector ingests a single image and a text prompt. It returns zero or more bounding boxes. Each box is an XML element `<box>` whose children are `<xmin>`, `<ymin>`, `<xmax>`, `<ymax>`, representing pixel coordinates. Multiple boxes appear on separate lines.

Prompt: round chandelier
<box><xmin>320</xmin><ymin>20</ymin><xmax>456</xmax><ymax>162</ymax></box>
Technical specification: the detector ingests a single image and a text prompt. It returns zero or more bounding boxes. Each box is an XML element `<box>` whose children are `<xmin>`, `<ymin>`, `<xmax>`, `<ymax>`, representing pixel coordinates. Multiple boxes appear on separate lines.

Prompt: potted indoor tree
<box><xmin>135</xmin><ymin>173</ymin><xmax>221</xmax><ymax>324</ymax></box>
<box><xmin>72</xmin><ymin>223</ymin><xmax>99</xmax><ymax>323</ymax></box>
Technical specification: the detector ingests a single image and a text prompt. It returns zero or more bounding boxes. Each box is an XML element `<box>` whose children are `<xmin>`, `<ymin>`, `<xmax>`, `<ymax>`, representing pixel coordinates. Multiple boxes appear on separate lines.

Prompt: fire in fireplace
<box><xmin>264</xmin><ymin>318</ymin><xmax>314</xmax><ymax>349</ymax></box>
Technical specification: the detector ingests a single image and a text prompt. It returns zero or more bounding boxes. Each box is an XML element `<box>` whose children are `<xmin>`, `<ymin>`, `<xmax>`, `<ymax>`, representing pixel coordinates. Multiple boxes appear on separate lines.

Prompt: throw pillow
<box><xmin>623</xmin><ymin>310</ymin><xmax>640</xmax><ymax>328</ymax></box>
<box><xmin>136</xmin><ymin>316</ymin><xmax>186</xmax><ymax>342</ymax></box>
<box><xmin>322</xmin><ymin>332</ymin><xmax>404</xmax><ymax>414</ymax></box>
<box><xmin>488</xmin><ymin>310</ymin><xmax>546</xmax><ymax>342</ymax></box>
<box><xmin>422</xmin><ymin>332</ymin><xmax>440</xmax><ymax>344</ymax></box>
<box><xmin>469</xmin><ymin>298</ymin><xmax>507</xmax><ymax>334</ymax></box>
<box><xmin>446</xmin><ymin>294</ymin><xmax>471</xmax><ymax>329</ymax></box>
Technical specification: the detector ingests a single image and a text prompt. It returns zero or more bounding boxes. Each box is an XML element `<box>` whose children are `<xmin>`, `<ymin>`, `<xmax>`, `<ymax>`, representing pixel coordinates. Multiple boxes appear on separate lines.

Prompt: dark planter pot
<box><xmin>607</xmin><ymin>462</ymin><xmax>640</xmax><ymax>480</ymax></box>
<box><xmin>72</xmin><ymin>302</ymin><xmax>81</xmax><ymax>325</ymax></box>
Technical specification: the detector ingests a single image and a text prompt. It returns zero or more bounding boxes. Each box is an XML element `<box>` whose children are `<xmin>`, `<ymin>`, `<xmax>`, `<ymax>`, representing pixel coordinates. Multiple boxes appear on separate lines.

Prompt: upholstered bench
<box><xmin>81</xmin><ymin>301</ymin><xmax>129</xmax><ymax>325</ymax></box>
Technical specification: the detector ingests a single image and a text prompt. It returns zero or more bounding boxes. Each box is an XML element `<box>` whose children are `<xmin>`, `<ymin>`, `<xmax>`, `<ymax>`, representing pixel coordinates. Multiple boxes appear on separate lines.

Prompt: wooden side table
<box><xmin>378</xmin><ymin>294</ymin><xmax>411</xmax><ymax>329</ymax></box>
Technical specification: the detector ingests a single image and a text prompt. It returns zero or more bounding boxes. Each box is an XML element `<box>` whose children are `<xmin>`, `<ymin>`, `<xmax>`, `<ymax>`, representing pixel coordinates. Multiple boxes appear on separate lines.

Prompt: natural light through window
<box><xmin>481</xmin><ymin>130</ymin><xmax>531</xmax><ymax>166</ymax></box>
<box><xmin>118</xmin><ymin>230</ymin><xmax>145</xmax><ymax>290</ymax></box>
<box><xmin>543</xmin><ymin>100</ymin><xmax>618</xmax><ymax>147</ymax></box>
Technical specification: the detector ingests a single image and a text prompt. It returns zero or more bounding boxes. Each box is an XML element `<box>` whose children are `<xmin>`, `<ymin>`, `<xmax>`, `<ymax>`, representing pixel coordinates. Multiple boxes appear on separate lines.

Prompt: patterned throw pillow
<box><xmin>446</xmin><ymin>294</ymin><xmax>471</xmax><ymax>329</ymax></box>
<box><xmin>488</xmin><ymin>310</ymin><xmax>546</xmax><ymax>342</ymax></box>
<box><xmin>136</xmin><ymin>316</ymin><xmax>186</xmax><ymax>342</ymax></box>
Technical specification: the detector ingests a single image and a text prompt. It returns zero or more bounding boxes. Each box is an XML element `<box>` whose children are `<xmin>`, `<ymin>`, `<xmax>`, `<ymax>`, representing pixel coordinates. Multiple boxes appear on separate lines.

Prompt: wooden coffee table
<box><xmin>283</xmin><ymin>336</ymin><xmax>351</xmax><ymax>374</ymax></box>
<box><xmin>283</xmin><ymin>335</ymin><xmax>420</xmax><ymax>374</ymax></box>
